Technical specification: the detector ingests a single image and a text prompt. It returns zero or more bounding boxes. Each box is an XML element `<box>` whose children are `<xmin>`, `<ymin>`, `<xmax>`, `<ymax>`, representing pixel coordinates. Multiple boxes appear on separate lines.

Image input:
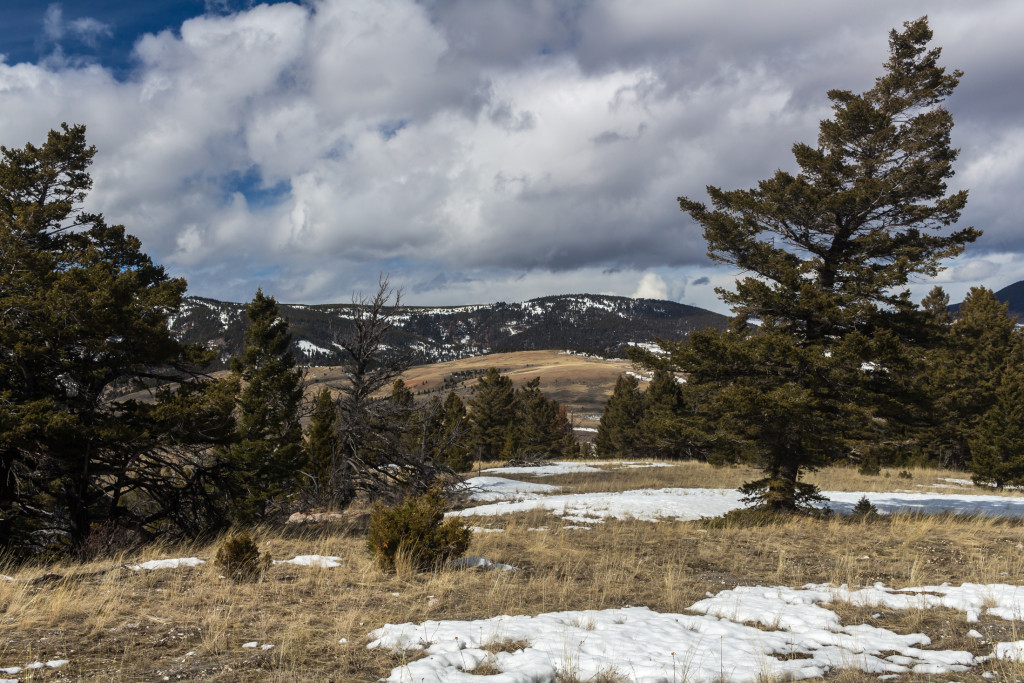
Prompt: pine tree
<box><xmin>927</xmin><ymin>287</ymin><xmax>1021</xmax><ymax>468</ymax></box>
<box><xmin>674</xmin><ymin>18</ymin><xmax>979</xmax><ymax>510</ymax></box>
<box><xmin>437</xmin><ymin>391</ymin><xmax>473</xmax><ymax>472</ymax></box>
<box><xmin>225</xmin><ymin>290</ymin><xmax>304</xmax><ymax>524</ymax></box>
<box><xmin>970</xmin><ymin>344</ymin><xmax>1024</xmax><ymax>488</ymax></box>
<box><xmin>513</xmin><ymin>377</ymin><xmax>576</xmax><ymax>459</ymax></box>
<box><xmin>595</xmin><ymin>374</ymin><xmax>644</xmax><ymax>458</ymax></box>
<box><xmin>0</xmin><ymin>124</ymin><xmax>223</xmax><ymax>553</ymax></box>
<box><xmin>468</xmin><ymin>368</ymin><xmax>516</xmax><ymax>461</ymax></box>
<box><xmin>304</xmin><ymin>387</ymin><xmax>342</xmax><ymax>507</ymax></box>
<box><xmin>639</xmin><ymin>368</ymin><xmax>685</xmax><ymax>459</ymax></box>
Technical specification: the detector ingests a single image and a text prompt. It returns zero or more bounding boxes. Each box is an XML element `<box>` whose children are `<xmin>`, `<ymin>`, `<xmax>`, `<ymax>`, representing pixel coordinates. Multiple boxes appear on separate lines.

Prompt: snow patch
<box><xmin>272</xmin><ymin>555</ymin><xmax>343</xmax><ymax>568</ymax></box>
<box><xmin>452</xmin><ymin>487</ymin><xmax>1024</xmax><ymax>523</ymax></box>
<box><xmin>128</xmin><ymin>557</ymin><xmax>205</xmax><ymax>571</ymax></box>
<box><xmin>459</xmin><ymin>476</ymin><xmax>560</xmax><ymax>502</ymax></box>
<box><xmin>369</xmin><ymin>582</ymin><xmax>1024</xmax><ymax>682</ymax></box>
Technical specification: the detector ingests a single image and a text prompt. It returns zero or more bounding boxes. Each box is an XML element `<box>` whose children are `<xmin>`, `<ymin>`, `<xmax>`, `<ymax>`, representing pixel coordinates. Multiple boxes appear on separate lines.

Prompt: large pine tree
<box><xmin>0</xmin><ymin>124</ymin><xmax>225</xmax><ymax>553</ymax></box>
<box><xmin>674</xmin><ymin>18</ymin><xmax>979</xmax><ymax>510</ymax></box>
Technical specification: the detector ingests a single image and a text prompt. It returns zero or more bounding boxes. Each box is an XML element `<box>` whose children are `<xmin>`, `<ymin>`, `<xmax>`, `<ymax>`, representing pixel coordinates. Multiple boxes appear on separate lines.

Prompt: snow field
<box><xmin>369</xmin><ymin>582</ymin><xmax>1024</xmax><ymax>682</ymax></box>
<box><xmin>453</xmin><ymin>479</ymin><xmax>1024</xmax><ymax>523</ymax></box>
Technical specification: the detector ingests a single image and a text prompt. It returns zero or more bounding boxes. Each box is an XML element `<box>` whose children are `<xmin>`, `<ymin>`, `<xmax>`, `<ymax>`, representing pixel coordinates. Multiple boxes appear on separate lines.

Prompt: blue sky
<box><xmin>1</xmin><ymin>1</ymin><xmax>1023</xmax><ymax>311</ymax></box>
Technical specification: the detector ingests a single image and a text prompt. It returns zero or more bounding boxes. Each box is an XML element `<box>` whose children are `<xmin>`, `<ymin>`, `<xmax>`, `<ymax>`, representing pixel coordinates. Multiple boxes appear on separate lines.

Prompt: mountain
<box><xmin>168</xmin><ymin>294</ymin><xmax>729</xmax><ymax>367</ymax></box>
<box><xmin>993</xmin><ymin>280</ymin><xmax>1024</xmax><ymax>319</ymax></box>
<box><xmin>948</xmin><ymin>280</ymin><xmax>1024</xmax><ymax>320</ymax></box>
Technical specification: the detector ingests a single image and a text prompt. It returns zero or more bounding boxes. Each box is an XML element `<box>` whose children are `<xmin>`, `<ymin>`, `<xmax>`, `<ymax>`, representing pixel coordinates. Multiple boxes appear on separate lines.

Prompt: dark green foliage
<box><xmin>851</xmin><ymin>496</ymin><xmax>879</xmax><ymax>519</ymax></box>
<box><xmin>0</xmin><ymin>124</ymin><xmax>230</xmax><ymax>555</ymax></box>
<box><xmin>924</xmin><ymin>288</ymin><xmax>1021</xmax><ymax>468</ymax></box>
<box><xmin>637</xmin><ymin>369</ymin><xmax>695</xmax><ymax>459</ymax></box>
<box><xmin>304</xmin><ymin>387</ymin><xmax>342</xmax><ymax>507</ymax></box>
<box><xmin>215</xmin><ymin>533</ymin><xmax>271</xmax><ymax>583</ymax></box>
<box><xmin>366</xmin><ymin>488</ymin><xmax>471</xmax><ymax>572</ymax></box>
<box><xmin>510</xmin><ymin>378</ymin><xmax>575</xmax><ymax>459</ymax></box>
<box><xmin>469</xmin><ymin>369</ymin><xmax>516</xmax><ymax>460</ymax></box>
<box><xmin>595</xmin><ymin>374</ymin><xmax>644</xmax><ymax>458</ymax></box>
<box><xmin>857</xmin><ymin>454</ymin><xmax>881</xmax><ymax>476</ymax></box>
<box><xmin>223</xmin><ymin>290</ymin><xmax>304</xmax><ymax>524</ymax></box>
<box><xmin>673</xmin><ymin>19</ymin><xmax>978</xmax><ymax>510</ymax></box>
<box><xmin>970</xmin><ymin>346</ymin><xmax>1024</xmax><ymax>488</ymax></box>
<box><xmin>437</xmin><ymin>392</ymin><xmax>473</xmax><ymax>472</ymax></box>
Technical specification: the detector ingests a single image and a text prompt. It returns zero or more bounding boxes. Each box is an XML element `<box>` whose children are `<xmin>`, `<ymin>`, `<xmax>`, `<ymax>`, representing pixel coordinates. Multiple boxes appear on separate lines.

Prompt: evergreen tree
<box><xmin>468</xmin><ymin>368</ymin><xmax>516</xmax><ymax>461</ymax></box>
<box><xmin>438</xmin><ymin>391</ymin><xmax>473</xmax><ymax>472</ymax></box>
<box><xmin>304</xmin><ymin>387</ymin><xmax>341</xmax><ymax>507</ymax></box>
<box><xmin>673</xmin><ymin>18</ymin><xmax>978</xmax><ymax>510</ymax></box>
<box><xmin>0</xmin><ymin>124</ymin><xmax>223</xmax><ymax>553</ymax></box>
<box><xmin>970</xmin><ymin>344</ymin><xmax>1024</xmax><ymax>488</ymax></box>
<box><xmin>927</xmin><ymin>287</ymin><xmax>1021</xmax><ymax>468</ymax></box>
<box><xmin>639</xmin><ymin>369</ymin><xmax>685</xmax><ymax>459</ymax></box>
<box><xmin>513</xmin><ymin>377</ymin><xmax>576</xmax><ymax>458</ymax></box>
<box><xmin>595</xmin><ymin>374</ymin><xmax>644</xmax><ymax>458</ymax></box>
<box><xmin>224</xmin><ymin>290</ymin><xmax>304</xmax><ymax>524</ymax></box>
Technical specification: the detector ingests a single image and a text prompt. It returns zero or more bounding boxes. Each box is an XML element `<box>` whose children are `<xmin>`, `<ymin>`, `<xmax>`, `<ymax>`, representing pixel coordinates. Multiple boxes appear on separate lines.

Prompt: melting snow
<box><xmin>482</xmin><ymin>463</ymin><xmax>601</xmax><ymax>476</ymax></box>
<box><xmin>127</xmin><ymin>557</ymin><xmax>205</xmax><ymax>571</ymax></box>
<box><xmin>452</xmin><ymin>487</ymin><xmax>1024</xmax><ymax>522</ymax></box>
<box><xmin>459</xmin><ymin>476</ymin><xmax>560</xmax><ymax>502</ymax></box>
<box><xmin>273</xmin><ymin>555</ymin><xmax>343</xmax><ymax>568</ymax></box>
<box><xmin>368</xmin><ymin>582</ymin><xmax>1024</xmax><ymax>682</ymax></box>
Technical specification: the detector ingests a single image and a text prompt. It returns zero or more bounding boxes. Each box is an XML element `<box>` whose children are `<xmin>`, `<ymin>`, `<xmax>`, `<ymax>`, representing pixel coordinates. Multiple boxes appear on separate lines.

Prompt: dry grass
<box><xmin>2</xmin><ymin>465</ymin><xmax>1023</xmax><ymax>681</ymax></box>
<box><xmin>304</xmin><ymin>349</ymin><xmax>635</xmax><ymax>427</ymax></box>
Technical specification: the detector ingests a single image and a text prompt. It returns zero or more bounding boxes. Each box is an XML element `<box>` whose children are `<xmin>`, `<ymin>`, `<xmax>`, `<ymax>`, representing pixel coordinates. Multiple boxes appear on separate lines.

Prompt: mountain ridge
<box><xmin>168</xmin><ymin>293</ymin><xmax>730</xmax><ymax>367</ymax></box>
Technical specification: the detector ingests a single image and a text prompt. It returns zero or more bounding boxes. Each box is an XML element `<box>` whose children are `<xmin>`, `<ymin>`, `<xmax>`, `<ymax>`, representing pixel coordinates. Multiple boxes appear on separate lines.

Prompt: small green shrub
<box><xmin>857</xmin><ymin>454</ymin><xmax>881</xmax><ymax>476</ymax></box>
<box><xmin>215</xmin><ymin>533</ymin><xmax>271</xmax><ymax>583</ymax></box>
<box><xmin>850</xmin><ymin>495</ymin><xmax>879</xmax><ymax>519</ymax></box>
<box><xmin>367</xmin><ymin>488</ymin><xmax>471</xmax><ymax>572</ymax></box>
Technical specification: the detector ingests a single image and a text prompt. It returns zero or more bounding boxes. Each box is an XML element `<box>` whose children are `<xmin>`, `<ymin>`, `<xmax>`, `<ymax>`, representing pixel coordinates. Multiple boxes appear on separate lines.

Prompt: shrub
<box><xmin>851</xmin><ymin>496</ymin><xmax>879</xmax><ymax>519</ymax></box>
<box><xmin>367</xmin><ymin>488</ymin><xmax>471</xmax><ymax>572</ymax></box>
<box><xmin>857</xmin><ymin>454</ymin><xmax>881</xmax><ymax>476</ymax></box>
<box><xmin>215</xmin><ymin>533</ymin><xmax>271</xmax><ymax>583</ymax></box>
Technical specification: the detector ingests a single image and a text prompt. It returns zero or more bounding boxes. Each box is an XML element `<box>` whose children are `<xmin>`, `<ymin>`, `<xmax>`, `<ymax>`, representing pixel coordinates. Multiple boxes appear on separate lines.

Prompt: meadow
<box><xmin>2</xmin><ymin>461</ymin><xmax>1023</xmax><ymax>681</ymax></box>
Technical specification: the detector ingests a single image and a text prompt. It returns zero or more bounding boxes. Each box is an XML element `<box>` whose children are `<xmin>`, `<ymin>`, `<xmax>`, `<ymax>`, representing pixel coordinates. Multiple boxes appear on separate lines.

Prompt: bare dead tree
<box><xmin>329</xmin><ymin>276</ymin><xmax>460</xmax><ymax>506</ymax></box>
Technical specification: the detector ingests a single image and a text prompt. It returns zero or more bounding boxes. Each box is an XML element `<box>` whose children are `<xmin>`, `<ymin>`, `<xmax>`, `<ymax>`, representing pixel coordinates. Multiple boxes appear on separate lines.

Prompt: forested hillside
<box><xmin>168</xmin><ymin>294</ymin><xmax>728</xmax><ymax>367</ymax></box>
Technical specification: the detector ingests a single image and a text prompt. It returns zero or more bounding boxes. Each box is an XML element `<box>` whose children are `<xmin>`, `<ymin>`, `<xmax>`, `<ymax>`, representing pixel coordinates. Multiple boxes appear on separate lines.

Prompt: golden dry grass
<box><xmin>305</xmin><ymin>349</ymin><xmax>635</xmax><ymax>427</ymax></box>
<box><xmin>1</xmin><ymin>465</ymin><xmax>1023</xmax><ymax>681</ymax></box>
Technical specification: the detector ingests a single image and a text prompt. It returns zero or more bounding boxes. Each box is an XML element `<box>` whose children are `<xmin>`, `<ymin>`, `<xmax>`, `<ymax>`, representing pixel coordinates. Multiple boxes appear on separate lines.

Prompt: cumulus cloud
<box><xmin>1</xmin><ymin>0</ymin><xmax>1021</xmax><ymax>307</ymax></box>
<box><xmin>632</xmin><ymin>272</ymin><xmax>670</xmax><ymax>300</ymax></box>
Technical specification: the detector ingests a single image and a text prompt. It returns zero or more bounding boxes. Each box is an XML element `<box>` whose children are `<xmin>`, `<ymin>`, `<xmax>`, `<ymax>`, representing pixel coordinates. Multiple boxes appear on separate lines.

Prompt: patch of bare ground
<box><xmin>2</xmin><ymin>467</ymin><xmax>1023</xmax><ymax>680</ymax></box>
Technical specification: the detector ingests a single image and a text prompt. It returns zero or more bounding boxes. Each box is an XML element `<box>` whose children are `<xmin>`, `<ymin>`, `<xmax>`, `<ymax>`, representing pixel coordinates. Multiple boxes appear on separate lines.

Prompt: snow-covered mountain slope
<box><xmin>168</xmin><ymin>293</ymin><xmax>728</xmax><ymax>367</ymax></box>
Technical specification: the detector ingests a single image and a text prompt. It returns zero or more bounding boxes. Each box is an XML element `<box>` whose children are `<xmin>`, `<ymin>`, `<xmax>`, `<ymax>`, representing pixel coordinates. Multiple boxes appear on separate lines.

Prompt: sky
<box><xmin>1</xmin><ymin>1</ymin><xmax>1022</xmax><ymax>312</ymax></box>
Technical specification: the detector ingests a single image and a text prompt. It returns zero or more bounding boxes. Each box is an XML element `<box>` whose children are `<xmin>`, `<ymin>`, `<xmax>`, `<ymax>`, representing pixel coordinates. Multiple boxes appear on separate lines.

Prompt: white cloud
<box><xmin>41</xmin><ymin>4</ymin><xmax>112</xmax><ymax>48</ymax></box>
<box><xmin>632</xmin><ymin>272</ymin><xmax>669</xmax><ymax>300</ymax></box>
<box><xmin>1</xmin><ymin>0</ymin><xmax>1021</xmax><ymax>307</ymax></box>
